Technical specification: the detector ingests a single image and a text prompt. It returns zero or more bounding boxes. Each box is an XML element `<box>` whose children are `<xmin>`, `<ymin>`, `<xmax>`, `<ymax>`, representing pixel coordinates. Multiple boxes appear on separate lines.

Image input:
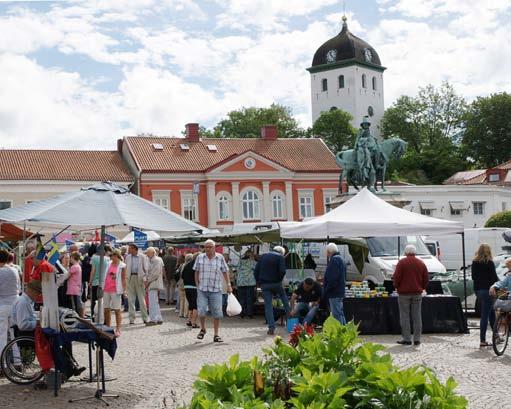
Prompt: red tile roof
<box><xmin>0</xmin><ymin>150</ymin><xmax>133</xmax><ymax>182</ymax></box>
<box><xmin>124</xmin><ymin>137</ymin><xmax>339</xmax><ymax>173</ymax></box>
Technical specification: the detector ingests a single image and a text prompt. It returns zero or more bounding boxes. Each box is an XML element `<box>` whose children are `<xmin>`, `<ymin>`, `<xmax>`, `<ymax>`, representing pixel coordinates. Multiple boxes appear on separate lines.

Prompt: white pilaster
<box><xmin>207</xmin><ymin>181</ymin><xmax>216</xmax><ymax>228</ymax></box>
<box><xmin>262</xmin><ymin>181</ymin><xmax>271</xmax><ymax>222</ymax></box>
<box><xmin>232</xmin><ymin>182</ymin><xmax>241</xmax><ymax>223</ymax></box>
<box><xmin>285</xmin><ymin>181</ymin><xmax>294</xmax><ymax>221</ymax></box>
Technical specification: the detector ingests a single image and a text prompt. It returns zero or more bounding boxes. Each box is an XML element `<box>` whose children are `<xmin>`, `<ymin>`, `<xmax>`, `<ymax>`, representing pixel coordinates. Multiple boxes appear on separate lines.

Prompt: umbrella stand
<box><xmin>70</xmin><ymin>225</ymin><xmax>119</xmax><ymax>406</ymax></box>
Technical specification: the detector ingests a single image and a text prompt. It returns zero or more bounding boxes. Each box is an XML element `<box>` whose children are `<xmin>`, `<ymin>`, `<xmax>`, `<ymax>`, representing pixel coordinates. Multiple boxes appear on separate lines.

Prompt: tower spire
<box><xmin>341</xmin><ymin>1</ymin><xmax>348</xmax><ymax>31</ymax></box>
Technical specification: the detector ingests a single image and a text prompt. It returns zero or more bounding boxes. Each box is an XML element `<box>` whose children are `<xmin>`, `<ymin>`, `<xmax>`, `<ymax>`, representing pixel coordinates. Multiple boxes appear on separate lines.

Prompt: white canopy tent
<box><xmin>280</xmin><ymin>188</ymin><xmax>470</xmax><ymax>312</ymax></box>
<box><xmin>280</xmin><ymin>188</ymin><xmax>464</xmax><ymax>239</ymax></box>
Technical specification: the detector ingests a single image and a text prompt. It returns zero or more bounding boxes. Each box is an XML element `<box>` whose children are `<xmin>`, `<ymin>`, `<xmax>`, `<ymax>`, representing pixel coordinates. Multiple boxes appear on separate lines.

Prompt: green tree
<box><xmin>381</xmin><ymin>82</ymin><xmax>468</xmax><ymax>183</ymax></box>
<box><xmin>485</xmin><ymin>211</ymin><xmax>511</xmax><ymax>228</ymax></box>
<box><xmin>212</xmin><ymin>104</ymin><xmax>306</xmax><ymax>138</ymax></box>
<box><xmin>462</xmin><ymin>92</ymin><xmax>511</xmax><ymax>168</ymax></box>
<box><xmin>311</xmin><ymin>109</ymin><xmax>356</xmax><ymax>153</ymax></box>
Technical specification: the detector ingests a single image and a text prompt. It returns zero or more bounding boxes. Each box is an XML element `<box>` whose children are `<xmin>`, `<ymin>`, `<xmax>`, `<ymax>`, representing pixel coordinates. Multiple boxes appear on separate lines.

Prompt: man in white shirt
<box><xmin>194</xmin><ymin>240</ymin><xmax>232</xmax><ymax>343</ymax></box>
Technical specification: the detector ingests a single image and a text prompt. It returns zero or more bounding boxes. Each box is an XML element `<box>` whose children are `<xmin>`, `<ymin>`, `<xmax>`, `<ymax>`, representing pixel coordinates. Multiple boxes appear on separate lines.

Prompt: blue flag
<box><xmin>47</xmin><ymin>240</ymin><xmax>61</xmax><ymax>265</ymax></box>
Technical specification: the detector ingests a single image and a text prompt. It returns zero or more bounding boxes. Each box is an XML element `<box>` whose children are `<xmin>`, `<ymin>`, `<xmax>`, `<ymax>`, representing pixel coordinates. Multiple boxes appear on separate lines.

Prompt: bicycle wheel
<box><xmin>493</xmin><ymin>314</ymin><xmax>509</xmax><ymax>356</ymax></box>
<box><xmin>0</xmin><ymin>336</ymin><xmax>44</xmax><ymax>385</ymax></box>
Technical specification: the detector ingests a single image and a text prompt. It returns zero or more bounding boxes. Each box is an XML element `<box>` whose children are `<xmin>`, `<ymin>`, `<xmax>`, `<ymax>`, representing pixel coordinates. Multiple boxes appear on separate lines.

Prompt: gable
<box><xmin>222</xmin><ymin>157</ymin><xmax>280</xmax><ymax>172</ymax></box>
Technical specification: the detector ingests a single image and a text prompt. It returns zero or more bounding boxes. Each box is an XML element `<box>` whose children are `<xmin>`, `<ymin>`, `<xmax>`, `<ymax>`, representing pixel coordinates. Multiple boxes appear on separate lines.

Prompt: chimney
<box><xmin>185</xmin><ymin>123</ymin><xmax>200</xmax><ymax>142</ymax></box>
<box><xmin>117</xmin><ymin>138</ymin><xmax>123</xmax><ymax>153</ymax></box>
<box><xmin>260</xmin><ymin>125</ymin><xmax>278</xmax><ymax>140</ymax></box>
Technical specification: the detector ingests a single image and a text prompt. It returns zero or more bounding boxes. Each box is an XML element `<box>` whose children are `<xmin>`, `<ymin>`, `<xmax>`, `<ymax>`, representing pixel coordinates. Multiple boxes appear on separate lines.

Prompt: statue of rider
<box><xmin>354</xmin><ymin>116</ymin><xmax>379</xmax><ymax>191</ymax></box>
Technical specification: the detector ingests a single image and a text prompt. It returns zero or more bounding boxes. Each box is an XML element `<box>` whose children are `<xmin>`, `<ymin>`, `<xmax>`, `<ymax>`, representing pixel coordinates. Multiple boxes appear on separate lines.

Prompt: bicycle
<box><xmin>492</xmin><ymin>290</ymin><xmax>511</xmax><ymax>356</ymax></box>
<box><xmin>0</xmin><ymin>331</ymin><xmax>44</xmax><ymax>385</ymax></box>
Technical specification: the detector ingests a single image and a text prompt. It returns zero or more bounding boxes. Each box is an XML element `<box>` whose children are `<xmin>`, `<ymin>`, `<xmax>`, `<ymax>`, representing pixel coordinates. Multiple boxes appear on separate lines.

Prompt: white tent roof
<box><xmin>280</xmin><ymin>188</ymin><xmax>463</xmax><ymax>239</ymax></box>
<box><xmin>0</xmin><ymin>182</ymin><xmax>206</xmax><ymax>233</ymax></box>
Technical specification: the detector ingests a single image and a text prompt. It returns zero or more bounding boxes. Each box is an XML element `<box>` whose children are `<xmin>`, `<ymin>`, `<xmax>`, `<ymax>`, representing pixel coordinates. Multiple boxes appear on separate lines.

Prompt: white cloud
<box><xmin>0</xmin><ymin>54</ymin><xmax>125</xmax><ymax>149</ymax></box>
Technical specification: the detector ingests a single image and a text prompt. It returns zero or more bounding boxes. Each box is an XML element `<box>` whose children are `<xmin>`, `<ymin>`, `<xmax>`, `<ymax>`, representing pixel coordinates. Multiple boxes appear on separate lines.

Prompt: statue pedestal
<box><xmin>328</xmin><ymin>190</ymin><xmax>411</xmax><ymax>210</ymax></box>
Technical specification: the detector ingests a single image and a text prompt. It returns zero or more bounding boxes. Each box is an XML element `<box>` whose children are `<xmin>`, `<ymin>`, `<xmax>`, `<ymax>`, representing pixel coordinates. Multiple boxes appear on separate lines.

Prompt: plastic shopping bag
<box><xmin>226</xmin><ymin>293</ymin><xmax>242</xmax><ymax>316</ymax></box>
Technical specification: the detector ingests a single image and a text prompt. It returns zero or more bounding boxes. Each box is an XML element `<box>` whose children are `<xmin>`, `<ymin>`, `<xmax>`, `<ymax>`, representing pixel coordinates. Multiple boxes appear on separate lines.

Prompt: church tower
<box><xmin>307</xmin><ymin>16</ymin><xmax>386</xmax><ymax>138</ymax></box>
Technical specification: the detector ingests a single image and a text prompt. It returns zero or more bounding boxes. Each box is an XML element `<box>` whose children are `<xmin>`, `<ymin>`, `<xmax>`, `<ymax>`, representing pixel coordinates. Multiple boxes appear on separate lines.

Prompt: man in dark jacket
<box><xmin>162</xmin><ymin>247</ymin><xmax>178</xmax><ymax>305</ymax></box>
<box><xmin>324</xmin><ymin>243</ymin><xmax>346</xmax><ymax>324</ymax></box>
<box><xmin>393</xmin><ymin>244</ymin><xmax>429</xmax><ymax>346</ymax></box>
<box><xmin>254</xmin><ymin>246</ymin><xmax>290</xmax><ymax>335</ymax></box>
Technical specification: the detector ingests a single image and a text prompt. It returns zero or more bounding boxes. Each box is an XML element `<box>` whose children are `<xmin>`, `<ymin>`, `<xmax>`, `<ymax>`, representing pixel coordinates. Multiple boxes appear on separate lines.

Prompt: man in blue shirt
<box><xmin>323</xmin><ymin>243</ymin><xmax>347</xmax><ymax>324</ymax></box>
<box><xmin>254</xmin><ymin>246</ymin><xmax>290</xmax><ymax>335</ymax></box>
<box><xmin>11</xmin><ymin>280</ymin><xmax>41</xmax><ymax>335</ymax></box>
<box><xmin>490</xmin><ymin>258</ymin><xmax>511</xmax><ymax>296</ymax></box>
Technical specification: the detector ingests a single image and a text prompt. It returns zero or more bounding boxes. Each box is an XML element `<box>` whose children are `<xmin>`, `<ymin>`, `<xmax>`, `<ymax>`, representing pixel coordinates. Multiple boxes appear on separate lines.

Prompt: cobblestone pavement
<box><xmin>0</xmin><ymin>306</ymin><xmax>506</xmax><ymax>409</ymax></box>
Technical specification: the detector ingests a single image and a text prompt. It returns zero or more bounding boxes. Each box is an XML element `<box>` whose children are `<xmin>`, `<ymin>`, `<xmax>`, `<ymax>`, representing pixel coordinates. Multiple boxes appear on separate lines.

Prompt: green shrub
<box><xmin>485</xmin><ymin>210</ymin><xmax>511</xmax><ymax>227</ymax></box>
<box><xmin>182</xmin><ymin>318</ymin><xmax>467</xmax><ymax>409</ymax></box>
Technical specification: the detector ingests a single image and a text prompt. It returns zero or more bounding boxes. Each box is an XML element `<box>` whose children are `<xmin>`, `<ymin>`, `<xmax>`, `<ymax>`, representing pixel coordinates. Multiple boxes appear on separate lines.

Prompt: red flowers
<box><xmin>288</xmin><ymin>323</ymin><xmax>315</xmax><ymax>347</ymax></box>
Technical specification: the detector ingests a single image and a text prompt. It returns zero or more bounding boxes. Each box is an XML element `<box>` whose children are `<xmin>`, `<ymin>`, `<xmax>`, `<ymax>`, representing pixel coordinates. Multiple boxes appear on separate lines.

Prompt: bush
<box><xmin>485</xmin><ymin>211</ymin><xmax>511</xmax><ymax>228</ymax></box>
<box><xmin>182</xmin><ymin>318</ymin><xmax>468</xmax><ymax>409</ymax></box>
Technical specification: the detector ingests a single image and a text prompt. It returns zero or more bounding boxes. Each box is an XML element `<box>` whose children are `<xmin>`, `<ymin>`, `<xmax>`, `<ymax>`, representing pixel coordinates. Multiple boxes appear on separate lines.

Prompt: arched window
<box><xmin>338</xmin><ymin>75</ymin><xmax>345</xmax><ymax>89</ymax></box>
<box><xmin>216</xmin><ymin>192</ymin><xmax>231</xmax><ymax>220</ymax></box>
<box><xmin>271</xmin><ymin>192</ymin><xmax>286</xmax><ymax>219</ymax></box>
<box><xmin>372</xmin><ymin>76</ymin><xmax>376</xmax><ymax>90</ymax></box>
<box><xmin>362</xmin><ymin>74</ymin><xmax>367</xmax><ymax>88</ymax></box>
<box><xmin>242</xmin><ymin>190</ymin><xmax>260</xmax><ymax>220</ymax></box>
<box><xmin>322</xmin><ymin>78</ymin><xmax>328</xmax><ymax>92</ymax></box>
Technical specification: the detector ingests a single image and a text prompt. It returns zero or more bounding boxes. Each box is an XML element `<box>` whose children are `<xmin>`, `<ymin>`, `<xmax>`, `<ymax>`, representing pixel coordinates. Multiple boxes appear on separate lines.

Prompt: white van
<box><xmin>300</xmin><ymin>236</ymin><xmax>447</xmax><ymax>286</ymax></box>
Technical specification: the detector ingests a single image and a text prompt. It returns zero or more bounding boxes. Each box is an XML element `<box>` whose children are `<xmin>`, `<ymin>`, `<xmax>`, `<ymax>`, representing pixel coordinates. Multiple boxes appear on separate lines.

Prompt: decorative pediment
<box><xmin>208</xmin><ymin>151</ymin><xmax>293</xmax><ymax>175</ymax></box>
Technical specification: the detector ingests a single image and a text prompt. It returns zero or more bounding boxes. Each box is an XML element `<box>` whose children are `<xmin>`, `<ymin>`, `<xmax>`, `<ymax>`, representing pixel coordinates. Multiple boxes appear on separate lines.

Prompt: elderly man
<box><xmin>146</xmin><ymin>247</ymin><xmax>164</xmax><ymax>325</ymax></box>
<box><xmin>393</xmin><ymin>244</ymin><xmax>429</xmax><ymax>346</ymax></box>
<box><xmin>254</xmin><ymin>246</ymin><xmax>290</xmax><ymax>335</ymax></box>
<box><xmin>11</xmin><ymin>280</ymin><xmax>41</xmax><ymax>336</ymax></box>
<box><xmin>489</xmin><ymin>258</ymin><xmax>511</xmax><ymax>295</ymax></box>
<box><xmin>162</xmin><ymin>247</ymin><xmax>178</xmax><ymax>305</ymax></box>
<box><xmin>324</xmin><ymin>243</ymin><xmax>347</xmax><ymax>325</ymax></box>
<box><xmin>125</xmin><ymin>243</ymin><xmax>149</xmax><ymax>324</ymax></box>
<box><xmin>194</xmin><ymin>239</ymin><xmax>231</xmax><ymax>342</ymax></box>
<box><xmin>0</xmin><ymin>249</ymin><xmax>20</xmax><ymax>354</ymax></box>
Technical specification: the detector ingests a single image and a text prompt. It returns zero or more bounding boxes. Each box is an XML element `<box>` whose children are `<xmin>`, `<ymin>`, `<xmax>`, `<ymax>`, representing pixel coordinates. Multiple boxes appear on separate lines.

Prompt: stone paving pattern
<box><xmin>0</xmin><ymin>305</ymin><xmax>507</xmax><ymax>409</ymax></box>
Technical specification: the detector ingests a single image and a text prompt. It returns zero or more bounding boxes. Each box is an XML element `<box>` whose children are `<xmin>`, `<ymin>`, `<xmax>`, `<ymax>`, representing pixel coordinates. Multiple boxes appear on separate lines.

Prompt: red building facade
<box><xmin>119</xmin><ymin>124</ymin><xmax>340</xmax><ymax>229</ymax></box>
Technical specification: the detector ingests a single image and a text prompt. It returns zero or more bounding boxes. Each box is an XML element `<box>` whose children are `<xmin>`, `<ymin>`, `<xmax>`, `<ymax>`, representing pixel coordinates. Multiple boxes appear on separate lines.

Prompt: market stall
<box><xmin>280</xmin><ymin>188</ymin><xmax>468</xmax><ymax>334</ymax></box>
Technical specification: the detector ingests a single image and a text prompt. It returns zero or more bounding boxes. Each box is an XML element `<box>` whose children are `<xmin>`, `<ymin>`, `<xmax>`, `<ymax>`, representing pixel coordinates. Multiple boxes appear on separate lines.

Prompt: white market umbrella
<box><xmin>280</xmin><ymin>187</ymin><xmax>463</xmax><ymax>239</ymax></box>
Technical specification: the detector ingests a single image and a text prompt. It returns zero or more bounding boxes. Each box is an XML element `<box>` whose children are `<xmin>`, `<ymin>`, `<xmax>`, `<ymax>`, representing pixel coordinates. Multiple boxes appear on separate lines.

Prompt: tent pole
<box><xmin>397</xmin><ymin>236</ymin><xmax>401</xmax><ymax>258</ymax></box>
<box><xmin>461</xmin><ymin>231</ymin><xmax>467</xmax><ymax>314</ymax></box>
<box><xmin>96</xmin><ymin>225</ymin><xmax>106</xmax><ymax>325</ymax></box>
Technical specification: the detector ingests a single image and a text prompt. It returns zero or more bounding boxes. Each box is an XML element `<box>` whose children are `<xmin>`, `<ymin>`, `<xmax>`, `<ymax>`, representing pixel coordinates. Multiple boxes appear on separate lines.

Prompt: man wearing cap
<box><xmin>11</xmin><ymin>280</ymin><xmax>41</xmax><ymax>336</ymax></box>
<box><xmin>125</xmin><ymin>243</ymin><xmax>149</xmax><ymax>324</ymax></box>
<box><xmin>254</xmin><ymin>246</ymin><xmax>290</xmax><ymax>336</ymax></box>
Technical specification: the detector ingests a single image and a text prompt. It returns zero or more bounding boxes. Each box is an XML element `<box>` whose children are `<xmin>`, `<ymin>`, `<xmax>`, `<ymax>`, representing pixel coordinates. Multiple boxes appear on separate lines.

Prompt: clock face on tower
<box><xmin>326</xmin><ymin>49</ymin><xmax>337</xmax><ymax>63</ymax></box>
<box><xmin>364</xmin><ymin>48</ymin><xmax>373</xmax><ymax>62</ymax></box>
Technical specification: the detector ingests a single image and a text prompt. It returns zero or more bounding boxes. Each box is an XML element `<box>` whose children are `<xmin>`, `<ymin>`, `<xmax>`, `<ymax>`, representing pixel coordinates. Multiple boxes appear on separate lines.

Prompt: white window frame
<box><xmin>216</xmin><ymin>191</ymin><xmax>232</xmax><ymax>221</ymax></box>
<box><xmin>323</xmin><ymin>190</ymin><xmax>337</xmax><ymax>214</ymax></box>
<box><xmin>241</xmin><ymin>188</ymin><xmax>261</xmax><ymax>220</ymax></box>
<box><xmin>473</xmin><ymin>201</ymin><xmax>485</xmax><ymax>216</ymax></box>
<box><xmin>151</xmin><ymin>190</ymin><xmax>171</xmax><ymax>210</ymax></box>
<box><xmin>271</xmin><ymin>190</ymin><xmax>286</xmax><ymax>220</ymax></box>
<box><xmin>181</xmin><ymin>191</ymin><xmax>198</xmax><ymax>222</ymax></box>
<box><xmin>489</xmin><ymin>173</ymin><xmax>500</xmax><ymax>182</ymax></box>
<box><xmin>298</xmin><ymin>190</ymin><xmax>315</xmax><ymax>220</ymax></box>
<box><xmin>0</xmin><ymin>200</ymin><xmax>12</xmax><ymax>210</ymax></box>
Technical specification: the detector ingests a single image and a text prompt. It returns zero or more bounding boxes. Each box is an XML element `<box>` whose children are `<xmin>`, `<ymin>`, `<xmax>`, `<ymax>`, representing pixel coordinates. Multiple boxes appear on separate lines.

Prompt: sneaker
<box><xmin>157</xmin><ymin>321</ymin><xmax>163</xmax><ymax>325</ymax></box>
<box><xmin>145</xmin><ymin>321</ymin><xmax>157</xmax><ymax>326</ymax></box>
<box><xmin>267</xmin><ymin>328</ymin><xmax>275</xmax><ymax>336</ymax></box>
<box><xmin>413</xmin><ymin>341</ymin><xmax>421</xmax><ymax>346</ymax></box>
<box><xmin>396</xmin><ymin>340</ymin><xmax>412</xmax><ymax>345</ymax></box>
<box><xmin>129</xmin><ymin>321</ymin><xmax>135</xmax><ymax>325</ymax></box>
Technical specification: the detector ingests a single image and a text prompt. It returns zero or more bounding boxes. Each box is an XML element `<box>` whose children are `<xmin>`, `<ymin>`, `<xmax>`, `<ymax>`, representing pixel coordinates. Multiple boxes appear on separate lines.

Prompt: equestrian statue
<box><xmin>335</xmin><ymin>116</ymin><xmax>407</xmax><ymax>194</ymax></box>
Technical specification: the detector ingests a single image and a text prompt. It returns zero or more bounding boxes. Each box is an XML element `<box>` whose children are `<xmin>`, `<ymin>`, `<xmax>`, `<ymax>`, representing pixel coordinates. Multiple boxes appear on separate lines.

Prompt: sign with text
<box><xmin>133</xmin><ymin>229</ymin><xmax>148</xmax><ymax>250</ymax></box>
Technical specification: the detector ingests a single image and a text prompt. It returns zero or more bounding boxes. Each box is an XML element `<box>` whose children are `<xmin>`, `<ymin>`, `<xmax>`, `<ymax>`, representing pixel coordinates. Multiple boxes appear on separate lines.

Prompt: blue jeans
<box><xmin>293</xmin><ymin>302</ymin><xmax>319</xmax><ymax>325</ymax></box>
<box><xmin>237</xmin><ymin>286</ymin><xmax>256</xmax><ymax>317</ymax></box>
<box><xmin>328</xmin><ymin>297</ymin><xmax>346</xmax><ymax>325</ymax></box>
<box><xmin>476</xmin><ymin>289</ymin><xmax>495</xmax><ymax>342</ymax></box>
<box><xmin>261</xmin><ymin>282</ymin><xmax>291</xmax><ymax>330</ymax></box>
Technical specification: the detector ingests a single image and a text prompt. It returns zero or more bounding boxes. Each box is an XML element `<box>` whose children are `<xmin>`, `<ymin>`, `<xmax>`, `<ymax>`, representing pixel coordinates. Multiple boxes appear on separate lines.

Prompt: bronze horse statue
<box><xmin>336</xmin><ymin>137</ymin><xmax>407</xmax><ymax>193</ymax></box>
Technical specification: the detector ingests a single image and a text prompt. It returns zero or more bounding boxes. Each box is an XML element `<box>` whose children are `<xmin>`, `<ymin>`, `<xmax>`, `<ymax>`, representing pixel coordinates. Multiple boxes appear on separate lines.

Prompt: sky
<box><xmin>0</xmin><ymin>0</ymin><xmax>510</xmax><ymax>149</ymax></box>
